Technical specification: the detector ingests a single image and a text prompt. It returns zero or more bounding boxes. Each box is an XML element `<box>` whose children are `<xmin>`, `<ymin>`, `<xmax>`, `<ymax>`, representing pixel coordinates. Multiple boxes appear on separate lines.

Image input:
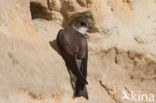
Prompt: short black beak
<box><xmin>88</xmin><ymin>25</ymin><xmax>92</xmax><ymax>29</ymax></box>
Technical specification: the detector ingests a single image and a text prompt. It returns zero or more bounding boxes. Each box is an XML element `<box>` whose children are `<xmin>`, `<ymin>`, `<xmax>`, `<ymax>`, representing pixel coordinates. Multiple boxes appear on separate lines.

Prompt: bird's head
<box><xmin>70</xmin><ymin>16</ymin><xmax>92</xmax><ymax>35</ymax></box>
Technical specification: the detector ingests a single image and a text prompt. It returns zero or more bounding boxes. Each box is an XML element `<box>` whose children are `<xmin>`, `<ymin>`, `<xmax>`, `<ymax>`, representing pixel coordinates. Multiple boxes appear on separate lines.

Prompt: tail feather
<box><xmin>75</xmin><ymin>79</ymin><xmax>88</xmax><ymax>100</ymax></box>
<box><xmin>77</xmin><ymin>86</ymin><xmax>88</xmax><ymax>100</ymax></box>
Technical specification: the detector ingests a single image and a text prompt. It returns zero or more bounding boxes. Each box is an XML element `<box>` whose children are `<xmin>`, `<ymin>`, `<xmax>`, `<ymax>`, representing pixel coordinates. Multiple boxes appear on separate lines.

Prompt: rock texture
<box><xmin>0</xmin><ymin>0</ymin><xmax>156</xmax><ymax>103</ymax></box>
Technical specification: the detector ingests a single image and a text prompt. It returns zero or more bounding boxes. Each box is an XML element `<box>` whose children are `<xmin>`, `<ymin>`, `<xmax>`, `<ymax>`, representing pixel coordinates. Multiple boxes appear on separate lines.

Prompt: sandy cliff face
<box><xmin>0</xmin><ymin>0</ymin><xmax>156</xmax><ymax>103</ymax></box>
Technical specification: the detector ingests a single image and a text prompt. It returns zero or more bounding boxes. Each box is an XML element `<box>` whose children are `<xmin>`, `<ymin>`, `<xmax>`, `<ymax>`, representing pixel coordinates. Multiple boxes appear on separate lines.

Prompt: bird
<box><xmin>56</xmin><ymin>16</ymin><xmax>91</xmax><ymax>100</ymax></box>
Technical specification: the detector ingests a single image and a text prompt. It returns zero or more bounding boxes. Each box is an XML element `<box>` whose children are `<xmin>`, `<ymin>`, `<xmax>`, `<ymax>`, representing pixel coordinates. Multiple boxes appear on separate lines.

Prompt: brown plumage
<box><xmin>56</xmin><ymin>16</ymin><xmax>91</xmax><ymax>100</ymax></box>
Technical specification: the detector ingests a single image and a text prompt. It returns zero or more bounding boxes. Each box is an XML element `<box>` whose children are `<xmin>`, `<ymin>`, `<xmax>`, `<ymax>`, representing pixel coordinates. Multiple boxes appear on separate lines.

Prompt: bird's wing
<box><xmin>77</xmin><ymin>39</ymin><xmax>88</xmax><ymax>79</ymax></box>
<box><xmin>56</xmin><ymin>29</ymin><xmax>88</xmax><ymax>84</ymax></box>
<box><xmin>80</xmin><ymin>48</ymin><xmax>88</xmax><ymax>79</ymax></box>
<box><xmin>75</xmin><ymin>47</ymin><xmax>88</xmax><ymax>99</ymax></box>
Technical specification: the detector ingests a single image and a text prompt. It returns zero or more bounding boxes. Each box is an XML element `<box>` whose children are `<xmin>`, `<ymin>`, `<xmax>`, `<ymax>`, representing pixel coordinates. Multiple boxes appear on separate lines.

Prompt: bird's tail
<box><xmin>75</xmin><ymin>79</ymin><xmax>88</xmax><ymax>100</ymax></box>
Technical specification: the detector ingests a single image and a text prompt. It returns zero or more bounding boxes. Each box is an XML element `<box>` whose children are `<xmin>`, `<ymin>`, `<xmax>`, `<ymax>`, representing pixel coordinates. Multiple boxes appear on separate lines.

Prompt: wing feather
<box><xmin>56</xmin><ymin>29</ymin><xmax>88</xmax><ymax>84</ymax></box>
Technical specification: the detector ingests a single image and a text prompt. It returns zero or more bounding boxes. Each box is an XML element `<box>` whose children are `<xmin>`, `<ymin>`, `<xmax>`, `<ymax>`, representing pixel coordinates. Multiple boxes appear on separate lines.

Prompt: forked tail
<box><xmin>75</xmin><ymin>79</ymin><xmax>88</xmax><ymax>100</ymax></box>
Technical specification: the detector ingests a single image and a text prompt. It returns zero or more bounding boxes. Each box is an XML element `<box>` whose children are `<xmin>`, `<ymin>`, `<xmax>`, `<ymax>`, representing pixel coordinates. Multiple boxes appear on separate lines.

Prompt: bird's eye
<box><xmin>80</xmin><ymin>22</ymin><xmax>86</xmax><ymax>26</ymax></box>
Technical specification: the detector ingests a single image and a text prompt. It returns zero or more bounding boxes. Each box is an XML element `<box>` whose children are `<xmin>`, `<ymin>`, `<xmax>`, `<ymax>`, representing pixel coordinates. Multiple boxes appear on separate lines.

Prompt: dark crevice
<box><xmin>30</xmin><ymin>1</ymin><xmax>52</xmax><ymax>20</ymax></box>
<box><xmin>99</xmin><ymin>81</ymin><xmax>122</xmax><ymax>103</ymax></box>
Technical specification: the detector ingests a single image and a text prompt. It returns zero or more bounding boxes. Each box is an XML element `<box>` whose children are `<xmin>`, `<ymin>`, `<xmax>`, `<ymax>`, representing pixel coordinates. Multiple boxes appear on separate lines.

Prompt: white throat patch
<box><xmin>73</xmin><ymin>26</ymin><xmax>88</xmax><ymax>35</ymax></box>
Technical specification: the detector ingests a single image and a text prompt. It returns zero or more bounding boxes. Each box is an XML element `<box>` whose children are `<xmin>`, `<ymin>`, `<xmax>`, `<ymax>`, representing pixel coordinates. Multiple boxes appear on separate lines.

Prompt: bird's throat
<box><xmin>73</xmin><ymin>26</ymin><xmax>88</xmax><ymax>35</ymax></box>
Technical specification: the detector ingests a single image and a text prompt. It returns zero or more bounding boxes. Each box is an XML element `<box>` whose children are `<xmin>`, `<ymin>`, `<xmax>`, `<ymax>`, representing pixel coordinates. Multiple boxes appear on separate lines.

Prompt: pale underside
<box><xmin>73</xmin><ymin>26</ymin><xmax>88</xmax><ymax>35</ymax></box>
